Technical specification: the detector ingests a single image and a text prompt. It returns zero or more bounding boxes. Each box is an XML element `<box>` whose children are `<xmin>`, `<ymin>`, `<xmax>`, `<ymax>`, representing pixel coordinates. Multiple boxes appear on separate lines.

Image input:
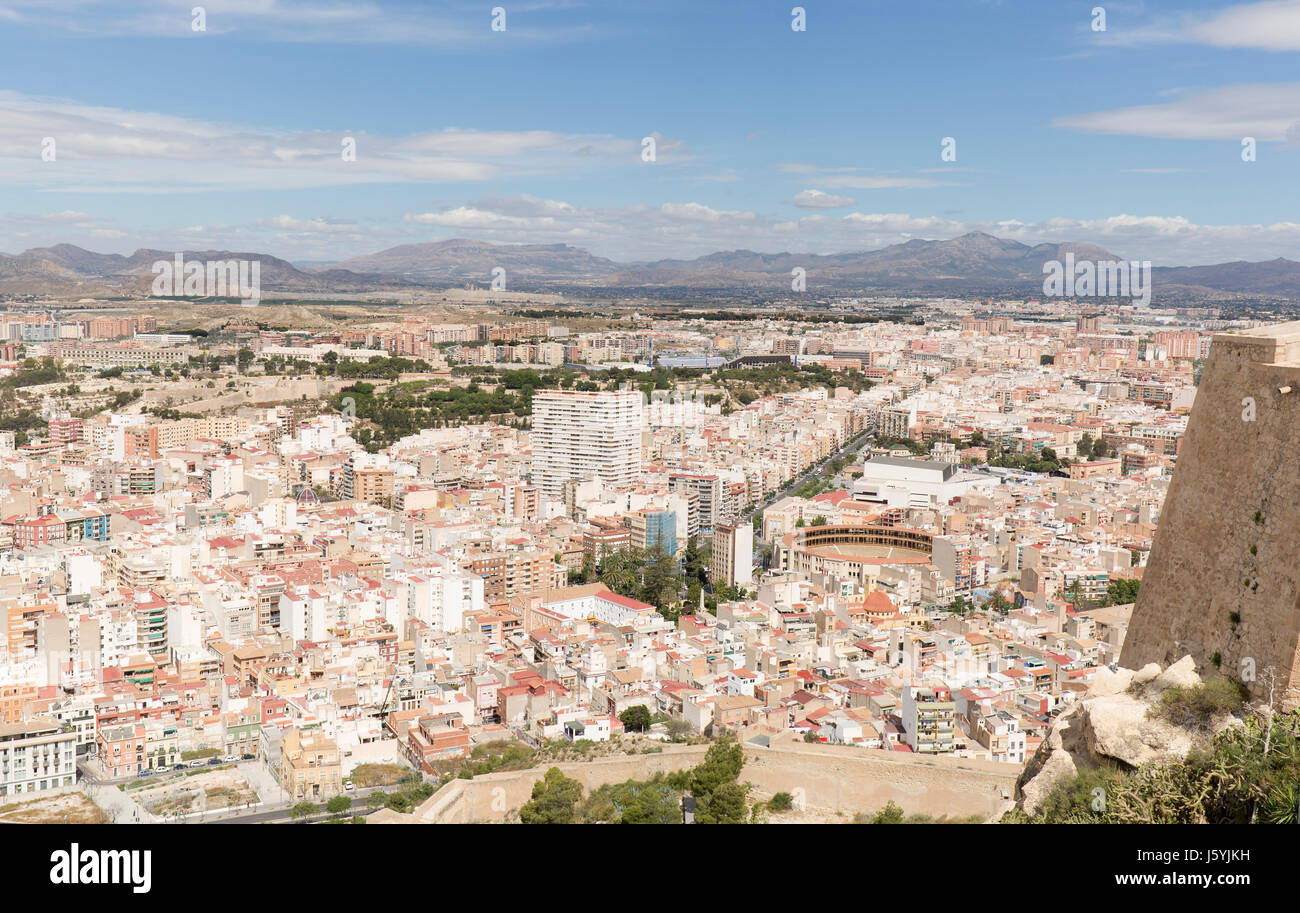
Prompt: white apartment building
<box><xmin>386</xmin><ymin>566</ymin><xmax>484</xmax><ymax>635</ymax></box>
<box><xmin>204</xmin><ymin>457</ymin><xmax>244</xmax><ymax>499</ymax></box>
<box><xmin>712</xmin><ymin>523</ymin><xmax>753</xmax><ymax>588</ymax></box>
<box><xmin>0</xmin><ymin>718</ymin><xmax>79</xmax><ymax>797</ymax></box>
<box><xmin>531</xmin><ymin>390</ymin><xmax>643</xmax><ymax>501</ymax></box>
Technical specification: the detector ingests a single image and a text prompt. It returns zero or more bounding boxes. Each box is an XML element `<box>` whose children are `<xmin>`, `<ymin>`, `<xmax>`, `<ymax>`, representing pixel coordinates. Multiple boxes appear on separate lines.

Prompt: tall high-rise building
<box><xmin>532</xmin><ymin>390</ymin><xmax>643</xmax><ymax>500</ymax></box>
<box><xmin>669</xmin><ymin>472</ymin><xmax>724</xmax><ymax>531</ymax></box>
<box><xmin>712</xmin><ymin>523</ymin><xmax>753</xmax><ymax>589</ymax></box>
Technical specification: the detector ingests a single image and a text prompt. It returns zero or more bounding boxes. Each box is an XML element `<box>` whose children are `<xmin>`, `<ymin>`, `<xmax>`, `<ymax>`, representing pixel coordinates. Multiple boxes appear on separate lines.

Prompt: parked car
<box><xmin>241</xmin><ymin>753</ymin><xmax>255</xmax><ymax>760</ymax></box>
<box><xmin>343</xmin><ymin>780</ymin><xmax>355</xmax><ymax>791</ymax></box>
<box><xmin>223</xmin><ymin>755</ymin><xmax>240</xmax><ymax>763</ymax></box>
<box><xmin>207</xmin><ymin>758</ymin><xmax>221</xmax><ymax>766</ymax></box>
<box><xmin>187</xmin><ymin>759</ymin><xmax>206</xmax><ymax>768</ymax></box>
<box><xmin>136</xmin><ymin>769</ymin><xmax>154</xmax><ymax>778</ymax></box>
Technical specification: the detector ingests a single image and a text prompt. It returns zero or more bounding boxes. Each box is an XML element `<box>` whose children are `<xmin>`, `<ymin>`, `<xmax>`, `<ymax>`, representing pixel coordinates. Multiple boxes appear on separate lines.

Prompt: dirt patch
<box><xmin>0</xmin><ymin>792</ymin><xmax>109</xmax><ymax>824</ymax></box>
<box><xmin>131</xmin><ymin>768</ymin><xmax>259</xmax><ymax>817</ymax></box>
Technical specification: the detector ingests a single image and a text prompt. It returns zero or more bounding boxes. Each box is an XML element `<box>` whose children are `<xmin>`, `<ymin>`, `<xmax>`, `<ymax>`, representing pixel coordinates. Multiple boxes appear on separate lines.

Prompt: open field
<box><xmin>0</xmin><ymin>791</ymin><xmax>109</xmax><ymax>824</ymax></box>
<box><xmin>130</xmin><ymin>767</ymin><xmax>259</xmax><ymax>817</ymax></box>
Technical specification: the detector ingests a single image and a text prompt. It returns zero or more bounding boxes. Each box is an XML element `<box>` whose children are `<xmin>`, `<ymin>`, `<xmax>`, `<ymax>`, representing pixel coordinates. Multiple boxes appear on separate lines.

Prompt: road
<box><xmin>742</xmin><ymin>429</ymin><xmax>876</xmax><ymax>525</ymax></box>
<box><xmin>207</xmin><ymin>783</ymin><xmax>400</xmax><ymax>825</ymax></box>
<box><xmin>732</xmin><ymin>429</ymin><xmax>876</xmax><ymax>573</ymax></box>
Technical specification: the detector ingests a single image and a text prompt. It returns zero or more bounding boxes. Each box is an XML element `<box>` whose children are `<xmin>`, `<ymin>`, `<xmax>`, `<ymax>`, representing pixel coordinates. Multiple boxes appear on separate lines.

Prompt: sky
<box><xmin>1</xmin><ymin>0</ymin><xmax>1300</xmax><ymax>266</ymax></box>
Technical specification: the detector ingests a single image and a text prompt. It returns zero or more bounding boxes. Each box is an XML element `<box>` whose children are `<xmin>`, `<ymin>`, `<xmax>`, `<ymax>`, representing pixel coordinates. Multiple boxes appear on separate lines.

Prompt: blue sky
<box><xmin>2</xmin><ymin>0</ymin><xmax>1300</xmax><ymax>265</ymax></box>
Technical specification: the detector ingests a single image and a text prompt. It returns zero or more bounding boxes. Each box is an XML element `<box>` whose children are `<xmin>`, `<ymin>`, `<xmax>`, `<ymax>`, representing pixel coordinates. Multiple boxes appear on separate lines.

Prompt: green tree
<box><xmin>520</xmin><ymin>767</ymin><xmax>583</xmax><ymax>824</ymax></box>
<box><xmin>868</xmin><ymin>800</ymin><xmax>905</xmax><ymax>824</ymax></box>
<box><xmin>683</xmin><ymin>536</ymin><xmax>707</xmax><ymax>587</ymax></box>
<box><xmin>326</xmin><ymin>795</ymin><xmax>352</xmax><ymax>815</ymax></box>
<box><xmin>688</xmin><ymin>734</ymin><xmax>745</xmax><ymax>799</ymax></box>
<box><xmin>580</xmin><ymin>775</ymin><xmax>680</xmax><ymax>824</ymax></box>
<box><xmin>1106</xmin><ymin>577</ymin><xmax>1140</xmax><ymax>605</ymax></box>
<box><xmin>620</xmin><ymin>705</ymin><xmax>653</xmax><ymax>733</ymax></box>
<box><xmin>639</xmin><ymin>544</ymin><xmax>682</xmax><ymax>611</ymax></box>
<box><xmin>598</xmin><ymin>548</ymin><xmax>641</xmax><ymax>598</ymax></box>
<box><xmin>697</xmin><ymin>781</ymin><xmax>749</xmax><ymax>824</ymax></box>
<box><xmin>290</xmin><ymin>801</ymin><xmax>318</xmax><ymax>820</ymax></box>
<box><xmin>1064</xmin><ymin>577</ymin><xmax>1086</xmax><ymax>608</ymax></box>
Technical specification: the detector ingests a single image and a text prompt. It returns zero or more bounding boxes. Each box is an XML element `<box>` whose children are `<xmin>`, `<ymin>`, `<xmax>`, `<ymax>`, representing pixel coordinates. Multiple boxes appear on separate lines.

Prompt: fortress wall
<box><xmin>1121</xmin><ymin>322</ymin><xmax>1300</xmax><ymax>701</ymax></box>
<box><xmin>387</xmin><ymin>741</ymin><xmax>1017</xmax><ymax>824</ymax></box>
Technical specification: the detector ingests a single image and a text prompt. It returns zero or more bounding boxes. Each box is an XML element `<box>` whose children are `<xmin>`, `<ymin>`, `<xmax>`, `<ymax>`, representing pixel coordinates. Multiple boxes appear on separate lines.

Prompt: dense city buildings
<box><xmin>0</xmin><ymin>287</ymin><xmax>1275</xmax><ymax>833</ymax></box>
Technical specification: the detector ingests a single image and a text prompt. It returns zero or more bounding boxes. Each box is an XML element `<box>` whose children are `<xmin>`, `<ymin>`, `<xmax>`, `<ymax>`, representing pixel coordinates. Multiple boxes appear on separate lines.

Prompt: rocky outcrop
<box><xmin>1016</xmin><ymin>656</ymin><xmax>1236</xmax><ymax>816</ymax></box>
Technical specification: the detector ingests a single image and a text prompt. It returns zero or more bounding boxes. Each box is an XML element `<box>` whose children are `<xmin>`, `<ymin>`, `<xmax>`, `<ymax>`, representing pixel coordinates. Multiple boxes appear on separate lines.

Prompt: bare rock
<box><xmin>1018</xmin><ymin>747</ymin><xmax>1081</xmax><ymax>817</ymax></box>
<box><xmin>1088</xmin><ymin>665</ymin><xmax>1135</xmax><ymax>698</ymax></box>
<box><xmin>1015</xmin><ymin>655</ymin><xmax>1211</xmax><ymax>815</ymax></box>
<box><xmin>1150</xmin><ymin>655</ymin><xmax>1200</xmax><ymax>693</ymax></box>
<box><xmin>1083</xmin><ymin>692</ymin><xmax>1196</xmax><ymax>769</ymax></box>
<box><xmin>1132</xmin><ymin>663</ymin><xmax>1162</xmax><ymax>685</ymax></box>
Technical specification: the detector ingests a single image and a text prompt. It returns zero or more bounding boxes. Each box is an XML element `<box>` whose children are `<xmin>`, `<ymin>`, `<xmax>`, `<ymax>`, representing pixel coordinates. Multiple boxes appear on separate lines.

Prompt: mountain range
<box><xmin>3</xmin><ymin>233</ymin><xmax>1300</xmax><ymax>300</ymax></box>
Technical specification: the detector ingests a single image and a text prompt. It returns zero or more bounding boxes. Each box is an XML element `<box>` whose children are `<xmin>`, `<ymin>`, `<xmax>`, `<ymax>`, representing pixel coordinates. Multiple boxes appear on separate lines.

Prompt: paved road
<box><xmin>740</xmin><ymin>430</ymin><xmax>877</xmax><ymax>571</ymax></box>
<box><xmin>87</xmin><ymin>782</ymin><xmax>157</xmax><ymax>825</ymax></box>
<box><xmin>207</xmin><ymin>784</ymin><xmax>395</xmax><ymax>825</ymax></box>
<box><xmin>743</xmin><ymin>429</ymin><xmax>876</xmax><ymax>525</ymax></box>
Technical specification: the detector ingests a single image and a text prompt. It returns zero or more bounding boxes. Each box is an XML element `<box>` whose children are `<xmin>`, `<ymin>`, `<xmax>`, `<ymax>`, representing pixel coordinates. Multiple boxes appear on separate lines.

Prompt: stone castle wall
<box><xmin>372</xmin><ymin>741</ymin><xmax>1018</xmax><ymax>824</ymax></box>
<box><xmin>1121</xmin><ymin>321</ymin><xmax>1300</xmax><ymax>702</ymax></box>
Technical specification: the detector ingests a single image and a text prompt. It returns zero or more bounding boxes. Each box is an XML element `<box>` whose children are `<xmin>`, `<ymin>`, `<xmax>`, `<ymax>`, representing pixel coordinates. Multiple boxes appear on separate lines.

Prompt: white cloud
<box><xmin>1111</xmin><ymin>1</ymin><xmax>1300</xmax><ymax>52</ymax></box>
<box><xmin>789</xmin><ymin>189</ymin><xmax>856</xmax><ymax>209</ymax></box>
<box><xmin>776</xmin><ymin>162</ymin><xmax>953</xmax><ymax>190</ymax></box>
<box><xmin>0</xmin><ymin>90</ymin><xmax>681</xmax><ymax>192</ymax></box>
<box><xmin>1055</xmin><ymin>83</ymin><xmax>1300</xmax><ymax>141</ymax></box>
<box><xmin>0</xmin><ymin>0</ymin><xmax>600</xmax><ymax>46</ymax></box>
<box><xmin>406</xmin><ymin>207</ymin><xmax>551</xmax><ymax>229</ymax></box>
<box><xmin>1188</xmin><ymin>0</ymin><xmax>1300</xmax><ymax>50</ymax></box>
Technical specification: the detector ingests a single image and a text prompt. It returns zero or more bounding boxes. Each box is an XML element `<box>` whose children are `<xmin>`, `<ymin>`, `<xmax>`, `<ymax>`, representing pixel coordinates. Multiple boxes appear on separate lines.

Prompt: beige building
<box><xmin>279</xmin><ymin>727</ymin><xmax>342</xmax><ymax>800</ymax></box>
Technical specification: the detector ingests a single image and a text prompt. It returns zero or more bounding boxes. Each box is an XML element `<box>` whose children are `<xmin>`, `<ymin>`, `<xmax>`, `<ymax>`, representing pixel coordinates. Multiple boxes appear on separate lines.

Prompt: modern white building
<box><xmin>386</xmin><ymin>565</ymin><xmax>484</xmax><ymax>635</ymax></box>
<box><xmin>531</xmin><ymin>390</ymin><xmax>643</xmax><ymax>501</ymax></box>
<box><xmin>712</xmin><ymin>523</ymin><xmax>753</xmax><ymax>589</ymax></box>
<box><xmin>851</xmin><ymin>456</ymin><xmax>992</xmax><ymax>510</ymax></box>
<box><xmin>0</xmin><ymin>718</ymin><xmax>79</xmax><ymax>797</ymax></box>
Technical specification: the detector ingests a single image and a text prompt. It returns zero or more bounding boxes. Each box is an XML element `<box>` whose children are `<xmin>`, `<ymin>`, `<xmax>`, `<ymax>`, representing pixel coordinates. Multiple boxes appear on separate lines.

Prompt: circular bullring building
<box><xmin>774</xmin><ymin>524</ymin><xmax>934</xmax><ymax>579</ymax></box>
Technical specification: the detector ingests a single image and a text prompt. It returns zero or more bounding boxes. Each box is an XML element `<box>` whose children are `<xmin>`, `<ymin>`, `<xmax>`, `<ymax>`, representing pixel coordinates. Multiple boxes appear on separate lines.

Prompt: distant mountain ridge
<box><xmin>4</xmin><ymin>232</ymin><xmax>1300</xmax><ymax>299</ymax></box>
<box><xmin>0</xmin><ymin>245</ymin><xmax>404</xmax><ymax>297</ymax></box>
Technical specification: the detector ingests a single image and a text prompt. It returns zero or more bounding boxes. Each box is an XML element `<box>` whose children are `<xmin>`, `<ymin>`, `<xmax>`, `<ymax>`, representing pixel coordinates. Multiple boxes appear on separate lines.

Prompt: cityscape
<box><xmin>0</xmin><ymin>1</ymin><xmax>1293</xmax><ymax>885</ymax></box>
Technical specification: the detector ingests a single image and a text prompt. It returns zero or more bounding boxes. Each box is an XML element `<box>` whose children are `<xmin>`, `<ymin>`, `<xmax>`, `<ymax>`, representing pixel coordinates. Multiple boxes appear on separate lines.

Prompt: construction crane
<box><xmin>377</xmin><ymin>674</ymin><xmax>411</xmax><ymax>721</ymax></box>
